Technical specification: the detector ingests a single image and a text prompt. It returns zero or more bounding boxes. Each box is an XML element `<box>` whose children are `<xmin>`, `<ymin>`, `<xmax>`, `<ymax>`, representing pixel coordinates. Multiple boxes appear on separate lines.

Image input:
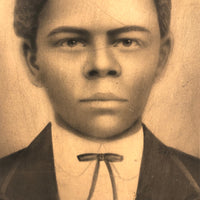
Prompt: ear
<box><xmin>155</xmin><ymin>34</ymin><xmax>172</xmax><ymax>79</ymax></box>
<box><xmin>23</xmin><ymin>40</ymin><xmax>43</xmax><ymax>87</ymax></box>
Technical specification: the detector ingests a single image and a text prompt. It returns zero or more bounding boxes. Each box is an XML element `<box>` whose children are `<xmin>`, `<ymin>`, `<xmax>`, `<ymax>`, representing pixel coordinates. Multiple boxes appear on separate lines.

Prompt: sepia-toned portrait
<box><xmin>0</xmin><ymin>0</ymin><xmax>200</xmax><ymax>199</ymax></box>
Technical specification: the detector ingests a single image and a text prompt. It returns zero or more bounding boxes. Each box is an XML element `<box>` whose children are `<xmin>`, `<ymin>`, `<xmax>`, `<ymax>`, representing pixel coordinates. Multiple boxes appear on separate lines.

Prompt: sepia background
<box><xmin>0</xmin><ymin>0</ymin><xmax>199</xmax><ymax>158</ymax></box>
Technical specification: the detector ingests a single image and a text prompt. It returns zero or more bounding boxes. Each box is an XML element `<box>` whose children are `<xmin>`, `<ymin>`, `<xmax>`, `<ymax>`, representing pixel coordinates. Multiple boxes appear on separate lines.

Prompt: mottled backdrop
<box><xmin>0</xmin><ymin>0</ymin><xmax>199</xmax><ymax>158</ymax></box>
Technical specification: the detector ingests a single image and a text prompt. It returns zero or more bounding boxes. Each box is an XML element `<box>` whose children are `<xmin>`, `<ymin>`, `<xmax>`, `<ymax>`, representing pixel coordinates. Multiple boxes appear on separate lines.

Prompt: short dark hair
<box><xmin>14</xmin><ymin>0</ymin><xmax>171</xmax><ymax>46</ymax></box>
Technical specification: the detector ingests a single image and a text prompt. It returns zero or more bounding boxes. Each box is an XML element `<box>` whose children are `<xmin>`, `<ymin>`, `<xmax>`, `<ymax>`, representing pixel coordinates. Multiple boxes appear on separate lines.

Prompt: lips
<box><xmin>79</xmin><ymin>93</ymin><xmax>127</xmax><ymax>102</ymax></box>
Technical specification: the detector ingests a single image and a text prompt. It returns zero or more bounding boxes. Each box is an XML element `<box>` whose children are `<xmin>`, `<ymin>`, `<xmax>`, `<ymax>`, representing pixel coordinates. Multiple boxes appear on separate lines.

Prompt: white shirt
<box><xmin>52</xmin><ymin>123</ymin><xmax>144</xmax><ymax>200</ymax></box>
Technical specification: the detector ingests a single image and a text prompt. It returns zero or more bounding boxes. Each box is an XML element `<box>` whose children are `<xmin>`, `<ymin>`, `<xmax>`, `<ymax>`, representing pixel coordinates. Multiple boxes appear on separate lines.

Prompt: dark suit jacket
<box><xmin>0</xmin><ymin>123</ymin><xmax>200</xmax><ymax>200</ymax></box>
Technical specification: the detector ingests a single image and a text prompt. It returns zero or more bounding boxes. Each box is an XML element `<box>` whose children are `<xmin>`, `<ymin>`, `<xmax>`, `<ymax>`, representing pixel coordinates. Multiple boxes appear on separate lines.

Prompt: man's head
<box><xmin>14</xmin><ymin>0</ymin><xmax>171</xmax><ymax>140</ymax></box>
<box><xmin>14</xmin><ymin>0</ymin><xmax>171</xmax><ymax>48</ymax></box>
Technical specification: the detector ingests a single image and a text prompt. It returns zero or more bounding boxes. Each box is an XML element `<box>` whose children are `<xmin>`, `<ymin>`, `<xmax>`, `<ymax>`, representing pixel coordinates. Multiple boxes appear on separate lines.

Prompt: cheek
<box><xmin>114</xmin><ymin>47</ymin><xmax>160</xmax><ymax>109</ymax></box>
<box><xmin>36</xmin><ymin>49</ymin><xmax>87</xmax><ymax>88</ymax></box>
<box><xmin>117</xmin><ymin>48</ymin><xmax>160</xmax><ymax>86</ymax></box>
<box><xmin>35</xmin><ymin>51</ymin><xmax>86</xmax><ymax>107</ymax></box>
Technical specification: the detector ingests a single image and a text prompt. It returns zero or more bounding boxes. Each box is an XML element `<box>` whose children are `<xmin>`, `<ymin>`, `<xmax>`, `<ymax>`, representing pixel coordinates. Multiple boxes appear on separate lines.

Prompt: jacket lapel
<box><xmin>6</xmin><ymin>123</ymin><xmax>59</xmax><ymax>200</ymax></box>
<box><xmin>136</xmin><ymin>125</ymin><xmax>200</xmax><ymax>200</ymax></box>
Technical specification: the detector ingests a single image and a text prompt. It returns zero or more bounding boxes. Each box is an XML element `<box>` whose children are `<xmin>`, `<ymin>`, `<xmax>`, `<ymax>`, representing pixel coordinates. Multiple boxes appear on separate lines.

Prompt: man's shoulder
<box><xmin>170</xmin><ymin>146</ymin><xmax>200</xmax><ymax>166</ymax></box>
<box><xmin>144</xmin><ymin>125</ymin><xmax>200</xmax><ymax>175</ymax></box>
<box><xmin>167</xmin><ymin>146</ymin><xmax>200</xmax><ymax>183</ymax></box>
<box><xmin>0</xmin><ymin>149</ymin><xmax>26</xmax><ymax>185</ymax></box>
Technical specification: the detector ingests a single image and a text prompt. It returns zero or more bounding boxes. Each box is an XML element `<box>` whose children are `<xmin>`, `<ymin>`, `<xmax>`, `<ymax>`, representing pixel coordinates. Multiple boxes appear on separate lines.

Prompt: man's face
<box><xmin>31</xmin><ymin>0</ymin><xmax>168</xmax><ymax>139</ymax></box>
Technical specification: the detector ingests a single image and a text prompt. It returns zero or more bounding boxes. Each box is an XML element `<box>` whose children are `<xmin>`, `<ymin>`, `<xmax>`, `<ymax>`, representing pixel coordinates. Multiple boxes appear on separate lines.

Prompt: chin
<box><xmin>77</xmin><ymin>115</ymin><xmax>137</xmax><ymax>140</ymax></box>
<box><xmin>56</xmin><ymin>112</ymin><xmax>140</xmax><ymax>140</ymax></box>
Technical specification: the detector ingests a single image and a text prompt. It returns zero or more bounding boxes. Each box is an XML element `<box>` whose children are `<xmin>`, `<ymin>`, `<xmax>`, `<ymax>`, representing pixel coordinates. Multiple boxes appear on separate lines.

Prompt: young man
<box><xmin>0</xmin><ymin>0</ymin><xmax>199</xmax><ymax>199</ymax></box>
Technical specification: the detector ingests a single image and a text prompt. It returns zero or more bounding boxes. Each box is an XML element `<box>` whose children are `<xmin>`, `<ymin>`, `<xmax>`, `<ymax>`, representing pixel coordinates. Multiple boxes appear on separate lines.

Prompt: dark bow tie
<box><xmin>77</xmin><ymin>153</ymin><xmax>123</xmax><ymax>200</ymax></box>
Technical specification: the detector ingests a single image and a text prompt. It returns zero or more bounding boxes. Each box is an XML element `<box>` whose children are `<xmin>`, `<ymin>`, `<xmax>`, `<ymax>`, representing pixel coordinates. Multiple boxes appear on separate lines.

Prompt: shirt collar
<box><xmin>52</xmin><ymin>122</ymin><xmax>144</xmax><ymax>179</ymax></box>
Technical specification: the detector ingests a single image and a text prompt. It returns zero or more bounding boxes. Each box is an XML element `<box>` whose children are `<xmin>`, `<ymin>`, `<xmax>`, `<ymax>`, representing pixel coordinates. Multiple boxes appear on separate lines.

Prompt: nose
<box><xmin>83</xmin><ymin>47</ymin><xmax>121</xmax><ymax>79</ymax></box>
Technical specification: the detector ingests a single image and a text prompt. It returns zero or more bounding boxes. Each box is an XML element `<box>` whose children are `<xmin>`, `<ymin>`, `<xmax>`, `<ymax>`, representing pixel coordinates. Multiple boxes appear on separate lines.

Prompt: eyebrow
<box><xmin>47</xmin><ymin>26</ymin><xmax>90</xmax><ymax>37</ymax></box>
<box><xmin>107</xmin><ymin>26</ymin><xmax>151</xmax><ymax>36</ymax></box>
<box><xmin>47</xmin><ymin>25</ymin><xmax>150</xmax><ymax>38</ymax></box>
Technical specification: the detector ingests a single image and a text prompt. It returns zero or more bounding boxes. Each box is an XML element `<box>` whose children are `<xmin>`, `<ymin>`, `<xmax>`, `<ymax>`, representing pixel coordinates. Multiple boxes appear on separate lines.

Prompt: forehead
<box><xmin>38</xmin><ymin>0</ymin><xmax>159</xmax><ymax>35</ymax></box>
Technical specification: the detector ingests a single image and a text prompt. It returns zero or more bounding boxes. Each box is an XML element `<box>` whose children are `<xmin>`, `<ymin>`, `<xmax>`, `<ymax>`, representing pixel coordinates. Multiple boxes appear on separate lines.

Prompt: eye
<box><xmin>56</xmin><ymin>38</ymin><xmax>87</xmax><ymax>48</ymax></box>
<box><xmin>67</xmin><ymin>39</ymin><xmax>79</xmax><ymax>47</ymax></box>
<box><xmin>113</xmin><ymin>38</ymin><xmax>142</xmax><ymax>50</ymax></box>
<box><xmin>121</xmin><ymin>39</ymin><xmax>134</xmax><ymax>47</ymax></box>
